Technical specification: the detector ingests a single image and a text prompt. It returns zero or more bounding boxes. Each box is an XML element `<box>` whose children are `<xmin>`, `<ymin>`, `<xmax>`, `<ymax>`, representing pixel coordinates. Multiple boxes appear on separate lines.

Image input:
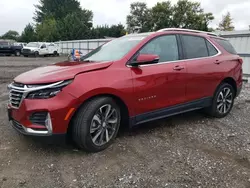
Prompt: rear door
<box><xmin>181</xmin><ymin>34</ymin><xmax>222</xmax><ymax>101</ymax></box>
<box><xmin>131</xmin><ymin>34</ymin><xmax>187</xmax><ymax>115</ymax></box>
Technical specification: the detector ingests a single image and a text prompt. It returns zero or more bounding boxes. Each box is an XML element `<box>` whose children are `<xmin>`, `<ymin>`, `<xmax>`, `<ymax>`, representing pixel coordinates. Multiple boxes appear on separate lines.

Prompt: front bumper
<box><xmin>7</xmin><ymin>91</ymin><xmax>79</xmax><ymax>136</ymax></box>
<box><xmin>22</xmin><ymin>51</ymin><xmax>35</xmax><ymax>56</ymax></box>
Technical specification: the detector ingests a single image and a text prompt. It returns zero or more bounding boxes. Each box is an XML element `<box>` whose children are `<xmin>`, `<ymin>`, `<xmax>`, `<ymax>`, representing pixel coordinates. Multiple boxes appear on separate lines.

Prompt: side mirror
<box><xmin>129</xmin><ymin>54</ymin><xmax>159</xmax><ymax>67</ymax></box>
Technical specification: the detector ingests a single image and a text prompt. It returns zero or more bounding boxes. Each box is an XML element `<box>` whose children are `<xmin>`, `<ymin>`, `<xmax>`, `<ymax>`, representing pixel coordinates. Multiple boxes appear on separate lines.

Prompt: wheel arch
<box><xmin>220</xmin><ymin>77</ymin><xmax>237</xmax><ymax>97</ymax></box>
<box><xmin>67</xmin><ymin>93</ymin><xmax>130</xmax><ymax>134</ymax></box>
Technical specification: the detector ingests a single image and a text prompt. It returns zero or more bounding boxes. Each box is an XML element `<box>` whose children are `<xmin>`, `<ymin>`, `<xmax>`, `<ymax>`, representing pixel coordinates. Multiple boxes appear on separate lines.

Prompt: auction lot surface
<box><xmin>0</xmin><ymin>56</ymin><xmax>250</xmax><ymax>188</ymax></box>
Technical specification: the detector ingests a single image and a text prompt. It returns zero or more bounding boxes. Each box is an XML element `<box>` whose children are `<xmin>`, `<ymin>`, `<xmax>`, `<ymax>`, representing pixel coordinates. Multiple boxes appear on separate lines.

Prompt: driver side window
<box><xmin>139</xmin><ymin>35</ymin><xmax>179</xmax><ymax>63</ymax></box>
<box><xmin>41</xmin><ymin>44</ymin><xmax>46</xmax><ymax>48</ymax></box>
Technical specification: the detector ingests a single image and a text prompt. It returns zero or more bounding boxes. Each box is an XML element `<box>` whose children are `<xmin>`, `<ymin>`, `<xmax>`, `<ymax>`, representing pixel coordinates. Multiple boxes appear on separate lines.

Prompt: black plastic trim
<box><xmin>130</xmin><ymin>97</ymin><xmax>212</xmax><ymax>126</ymax></box>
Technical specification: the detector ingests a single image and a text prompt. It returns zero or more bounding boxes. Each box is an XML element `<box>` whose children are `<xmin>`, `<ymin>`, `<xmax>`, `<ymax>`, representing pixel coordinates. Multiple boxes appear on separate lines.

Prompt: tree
<box><xmin>57</xmin><ymin>11</ymin><xmax>93</xmax><ymax>40</ymax></box>
<box><xmin>217</xmin><ymin>12</ymin><xmax>235</xmax><ymax>31</ymax></box>
<box><xmin>34</xmin><ymin>0</ymin><xmax>82</xmax><ymax>23</ymax></box>
<box><xmin>126</xmin><ymin>2</ymin><xmax>152</xmax><ymax>33</ymax></box>
<box><xmin>151</xmin><ymin>1</ymin><xmax>173</xmax><ymax>31</ymax></box>
<box><xmin>1</xmin><ymin>30</ymin><xmax>19</xmax><ymax>41</ymax></box>
<box><xmin>91</xmin><ymin>24</ymin><xmax>126</xmax><ymax>39</ymax></box>
<box><xmin>36</xmin><ymin>18</ymin><xmax>59</xmax><ymax>41</ymax></box>
<box><xmin>172</xmin><ymin>0</ymin><xmax>214</xmax><ymax>31</ymax></box>
<box><xmin>19</xmin><ymin>24</ymin><xmax>37</xmax><ymax>42</ymax></box>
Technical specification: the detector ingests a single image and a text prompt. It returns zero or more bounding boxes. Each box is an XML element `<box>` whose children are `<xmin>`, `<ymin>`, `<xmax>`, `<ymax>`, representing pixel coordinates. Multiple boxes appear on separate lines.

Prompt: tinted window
<box><xmin>139</xmin><ymin>35</ymin><xmax>179</xmax><ymax>62</ymax></box>
<box><xmin>206</xmin><ymin>40</ymin><xmax>218</xmax><ymax>56</ymax></box>
<box><xmin>182</xmin><ymin>35</ymin><xmax>208</xmax><ymax>59</ymax></box>
<box><xmin>214</xmin><ymin>38</ymin><xmax>237</xmax><ymax>54</ymax></box>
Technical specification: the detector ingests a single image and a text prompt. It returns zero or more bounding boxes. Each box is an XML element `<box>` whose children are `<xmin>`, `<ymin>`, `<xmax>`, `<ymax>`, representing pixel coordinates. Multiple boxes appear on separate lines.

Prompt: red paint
<box><xmin>9</xmin><ymin>31</ymin><xmax>243</xmax><ymax>134</ymax></box>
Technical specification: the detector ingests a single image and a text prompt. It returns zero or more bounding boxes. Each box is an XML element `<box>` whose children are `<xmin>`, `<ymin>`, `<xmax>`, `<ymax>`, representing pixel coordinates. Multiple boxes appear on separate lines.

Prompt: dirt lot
<box><xmin>0</xmin><ymin>56</ymin><xmax>250</xmax><ymax>188</ymax></box>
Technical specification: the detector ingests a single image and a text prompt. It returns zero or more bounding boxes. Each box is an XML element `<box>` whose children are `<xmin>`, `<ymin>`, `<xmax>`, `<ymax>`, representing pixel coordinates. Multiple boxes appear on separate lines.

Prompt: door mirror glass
<box><xmin>130</xmin><ymin>54</ymin><xmax>159</xmax><ymax>67</ymax></box>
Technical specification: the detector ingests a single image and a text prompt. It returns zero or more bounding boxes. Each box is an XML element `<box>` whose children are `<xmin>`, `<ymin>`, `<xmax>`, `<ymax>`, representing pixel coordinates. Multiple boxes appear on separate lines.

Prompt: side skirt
<box><xmin>129</xmin><ymin>97</ymin><xmax>212</xmax><ymax>127</ymax></box>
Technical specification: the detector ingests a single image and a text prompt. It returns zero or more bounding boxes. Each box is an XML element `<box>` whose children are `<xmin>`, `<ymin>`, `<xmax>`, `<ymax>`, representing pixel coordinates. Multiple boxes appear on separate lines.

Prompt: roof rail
<box><xmin>157</xmin><ymin>28</ymin><xmax>218</xmax><ymax>36</ymax></box>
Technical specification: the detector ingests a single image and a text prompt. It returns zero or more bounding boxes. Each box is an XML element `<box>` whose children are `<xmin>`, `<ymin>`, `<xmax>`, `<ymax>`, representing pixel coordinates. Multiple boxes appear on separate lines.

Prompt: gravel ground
<box><xmin>0</xmin><ymin>56</ymin><xmax>250</xmax><ymax>188</ymax></box>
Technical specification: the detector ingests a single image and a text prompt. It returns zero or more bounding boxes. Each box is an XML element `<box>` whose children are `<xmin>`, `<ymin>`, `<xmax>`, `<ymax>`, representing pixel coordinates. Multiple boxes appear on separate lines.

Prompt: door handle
<box><xmin>173</xmin><ymin>65</ymin><xmax>184</xmax><ymax>71</ymax></box>
<box><xmin>214</xmin><ymin>60</ymin><xmax>221</xmax><ymax>65</ymax></box>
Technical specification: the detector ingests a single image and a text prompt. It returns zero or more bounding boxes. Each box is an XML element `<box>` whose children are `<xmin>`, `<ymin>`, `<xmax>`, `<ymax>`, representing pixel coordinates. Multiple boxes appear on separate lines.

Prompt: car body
<box><xmin>0</xmin><ymin>41</ymin><xmax>22</xmax><ymax>56</ymax></box>
<box><xmin>7</xmin><ymin>28</ymin><xmax>243</xmax><ymax>152</ymax></box>
<box><xmin>22</xmin><ymin>42</ymin><xmax>60</xmax><ymax>57</ymax></box>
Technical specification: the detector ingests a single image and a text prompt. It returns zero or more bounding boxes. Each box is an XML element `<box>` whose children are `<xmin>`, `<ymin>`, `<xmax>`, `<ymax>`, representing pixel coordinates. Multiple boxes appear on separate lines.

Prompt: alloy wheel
<box><xmin>90</xmin><ymin>104</ymin><xmax>118</xmax><ymax>146</ymax></box>
<box><xmin>217</xmin><ymin>87</ymin><xmax>233</xmax><ymax>114</ymax></box>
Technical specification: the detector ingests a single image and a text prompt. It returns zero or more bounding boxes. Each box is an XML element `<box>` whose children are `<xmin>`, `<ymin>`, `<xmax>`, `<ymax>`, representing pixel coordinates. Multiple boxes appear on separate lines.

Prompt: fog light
<box><xmin>45</xmin><ymin>113</ymin><xmax>53</xmax><ymax>133</ymax></box>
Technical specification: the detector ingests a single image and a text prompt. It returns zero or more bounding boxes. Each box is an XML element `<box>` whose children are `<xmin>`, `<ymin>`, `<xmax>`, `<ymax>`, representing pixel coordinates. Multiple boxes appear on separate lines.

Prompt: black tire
<box><xmin>34</xmin><ymin>51</ymin><xmax>39</xmax><ymax>57</ymax></box>
<box><xmin>205</xmin><ymin>83</ymin><xmax>235</xmax><ymax>118</ymax></box>
<box><xmin>53</xmin><ymin>51</ymin><xmax>58</xmax><ymax>57</ymax></box>
<box><xmin>15</xmin><ymin>50</ymin><xmax>21</xmax><ymax>56</ymax></box>
<box><xmin>24</xmin><ymin>55</ymin><xmax>28</xmax><ymax>57</ymax></box>
<box><xmin>72</xmin><ymin>97</ymin><xmax>121</xmax><ymax>152</ymax></box>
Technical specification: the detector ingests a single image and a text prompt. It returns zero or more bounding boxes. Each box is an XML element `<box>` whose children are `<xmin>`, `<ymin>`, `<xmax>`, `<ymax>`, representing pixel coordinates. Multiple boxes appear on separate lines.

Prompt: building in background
<box><xmin>217</xmin><ymin>30</ymin><xmax>250</xmax><ymax>80</ymax></box>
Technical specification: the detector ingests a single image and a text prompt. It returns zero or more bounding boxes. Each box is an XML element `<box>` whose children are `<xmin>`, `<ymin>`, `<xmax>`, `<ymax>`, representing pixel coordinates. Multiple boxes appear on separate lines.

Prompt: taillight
<box><xmin>238</xmin><ymin>58</ymin><xmax>243</xmax><ymax>64</ymax></box>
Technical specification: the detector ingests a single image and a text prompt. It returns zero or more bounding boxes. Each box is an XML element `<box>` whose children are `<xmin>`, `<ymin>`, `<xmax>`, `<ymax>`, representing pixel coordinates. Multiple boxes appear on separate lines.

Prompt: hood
<box><xmin>23</xmin><ymin>47</ymin><xmax>39</xmax><ymax>50</ymax></box>
<box><xmin>14</xmin><ymin>61</ymin><xmax>113</xmax><ymax>84</ymax></box>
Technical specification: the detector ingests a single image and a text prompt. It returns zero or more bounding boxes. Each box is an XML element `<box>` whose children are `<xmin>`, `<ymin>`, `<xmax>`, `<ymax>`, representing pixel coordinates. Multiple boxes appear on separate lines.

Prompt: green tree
<box><xmin>217</xmin><ymin>12</ymin><xmax>235</xmax><ymax>31</ymax></box>
<box><xmin>34</xmin><ymin>0</ymin><xmax>82</xmax><ymax>23</ymax></box>
<box><xmin>57</xmin><ymin>11</ymin><xmax>93</xmax><ymax>40</ymax></box>
<box><xmin>1</xmin><ymin>30</ymin><xmax>19</xmax><ymax>41</ymax></box>
<box><xmin>91</xmin><ymin>24</ymin><xmax>126</xmax><ymax>39</ymax></box>
<box><xmin>172</xmin><ymin>0</ymin><xmax>214</xmax><ymax>31</ymax></box>
<box><xmin>151</xmin><ymin>1</ymin><xmax>173</xmax><ymax>31</ymax></box>
<box><xmin>126</xmin><ymin>2</ymin><xmax>152</xmax><ymax>33</ymax></box>
<box><xmin>19</xmin><ymin>24</ymin><xmax>37</xmax><ymax>42</ymax></box>
<box><xmin>36</xmin><ymin>18</ymin><xmax>59</xmax><ymax>41</ymax></box>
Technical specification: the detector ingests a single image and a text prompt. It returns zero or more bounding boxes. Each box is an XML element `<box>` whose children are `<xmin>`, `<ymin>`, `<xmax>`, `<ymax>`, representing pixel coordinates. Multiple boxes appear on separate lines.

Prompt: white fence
<box><xmin>55</xmin><ymin>39</ymin><xmax>111</xmax><ymax>55</ymax></box>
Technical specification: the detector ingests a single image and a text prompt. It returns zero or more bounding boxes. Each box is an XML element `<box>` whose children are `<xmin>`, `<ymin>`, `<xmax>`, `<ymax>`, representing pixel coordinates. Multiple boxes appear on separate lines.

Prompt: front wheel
<box><xmin>34</xmin><ymin>51</ymin><xmax>39</xmax><ymax>57</ymax></box>
<box><xmin>15</xmin><ymin>51</ymin><xmax>21</xmax><ymax>56</ymax></box>
<box><xmin>72</xmin><ymin>97</ymin><xmax>121</xmax><ymax>152</ymax></box>
<box><xmin>206</xmin><ymin>83</ymin><xmax>235</xmax><ymax>118</ymax></box>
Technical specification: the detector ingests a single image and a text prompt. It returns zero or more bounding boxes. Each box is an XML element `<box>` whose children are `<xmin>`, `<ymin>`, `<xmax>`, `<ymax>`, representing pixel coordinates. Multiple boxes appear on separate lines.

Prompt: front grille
<box><xmin>22</xmin><ymin>49</ymin><xmax>31</xmax><ymax>53</ymax></box>
<box><xmin>29</xmin><ymin>112</ymin><xmax>47</xmax><ymax>126</ymax></box>
<box><xmin>9</xmin><ymin>90</ymin><xmax>24</xmax><ymax>108</ymax></box>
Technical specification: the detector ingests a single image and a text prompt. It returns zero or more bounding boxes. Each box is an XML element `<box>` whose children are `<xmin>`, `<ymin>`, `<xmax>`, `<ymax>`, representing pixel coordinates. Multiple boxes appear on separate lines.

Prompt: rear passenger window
<box><xmin>182</xmin><ymin>35</ymin><xmax>208</xmax><ymax>59</ymax></box>
<box><xmin>139</xmin><ymin>35</ymin><xmax>179</xmax><ymax>62</ymax></box>
<box><xmin>213</xmin><ymin>38</ymin><xmax>237</xmax><ymax>55</ymax></box>
<box><xmin>206</xmin><ymin>40</ymin><xmax>218</xmax><ymax>56</ymax></box>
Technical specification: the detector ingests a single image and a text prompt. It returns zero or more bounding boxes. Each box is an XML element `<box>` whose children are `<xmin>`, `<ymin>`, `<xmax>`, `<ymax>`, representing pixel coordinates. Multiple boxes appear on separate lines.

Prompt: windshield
<box><xmin>27</xmin><ymin>42</ymin><xmax>39</xmax><ymax>48</ymax></box>
<box><xmin>81</xmin><ymin>36</ymin><xmax>146</xmax><ymax>62</ymax></box>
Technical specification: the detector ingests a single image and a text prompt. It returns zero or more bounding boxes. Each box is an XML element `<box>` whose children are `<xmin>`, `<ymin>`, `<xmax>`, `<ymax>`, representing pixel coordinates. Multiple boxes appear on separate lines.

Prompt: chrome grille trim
<box><xmin>8</xmin><ymin>81</ymin><xmax>64</xmax><ymax>109</ymax></box>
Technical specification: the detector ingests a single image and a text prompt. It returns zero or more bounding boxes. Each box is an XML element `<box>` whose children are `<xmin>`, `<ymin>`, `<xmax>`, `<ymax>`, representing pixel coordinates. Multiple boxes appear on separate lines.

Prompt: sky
<box><xmin>0</xmin><ymin>0</ymin><xmax>249</xmax><ymax>35</ymax></box>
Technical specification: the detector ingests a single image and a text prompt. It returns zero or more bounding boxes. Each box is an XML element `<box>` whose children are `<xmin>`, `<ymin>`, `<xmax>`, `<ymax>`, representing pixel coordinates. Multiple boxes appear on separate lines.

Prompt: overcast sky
<box><xmin>0</xmin><ymin>0</ymin><xmax>249</xmax><ymax>35</ymax></box>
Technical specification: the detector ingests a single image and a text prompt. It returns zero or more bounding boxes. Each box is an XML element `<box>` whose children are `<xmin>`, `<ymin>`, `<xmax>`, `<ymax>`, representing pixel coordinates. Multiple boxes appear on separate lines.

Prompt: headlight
<box><xmin>26</xmin><ymin>80</ymin><xmax>73</xmax><ymax>99</ymax></box>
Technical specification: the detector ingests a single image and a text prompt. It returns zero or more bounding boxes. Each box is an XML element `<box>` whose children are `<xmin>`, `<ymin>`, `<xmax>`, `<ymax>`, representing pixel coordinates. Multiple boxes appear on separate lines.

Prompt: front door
<box><xmin>39</xmin><ymin>44</ymin><xmax>48</xmax><ymax>55</ymax></box>
<box><xmin>131</xmin><ymin>35</ymin><xmax>187</xmax><ymax>116</ymax></box>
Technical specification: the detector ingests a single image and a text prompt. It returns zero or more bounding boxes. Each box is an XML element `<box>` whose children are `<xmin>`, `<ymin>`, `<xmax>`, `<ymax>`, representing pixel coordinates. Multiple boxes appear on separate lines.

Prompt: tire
<box><xmin>72</xmin><ymin>97</ymin><xmax>121</xmax><ymax>152</ymax></box>
<box><xmin>34</xmin><ymin>51</ymin><xmax>39</xmax><ymax>57</ymax></box>
<box><xmin>205</xmin><ymin>83</ymin><xmax>235</xmax><ymax>118</ymax></box>
<box><xmin>53</xmin><ymin>51</ymin><xmax>58</xmax><ymax>57</ymax></box>
<box><xmin>15</xmin><ymin>51</ymin><xmax>21</xmax><ymax>56</ymax></box>
<box><xmin>24</xmin><ymin>55</ymin><xmax>28</xmax><ymax>57</ymax></box>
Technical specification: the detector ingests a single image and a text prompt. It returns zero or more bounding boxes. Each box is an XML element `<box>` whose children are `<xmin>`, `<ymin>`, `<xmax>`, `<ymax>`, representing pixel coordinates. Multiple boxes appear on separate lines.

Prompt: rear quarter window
<box><xmin>213</xmin><ymin>38</ymin><xmax>237</xmax><ymax>55</ymax></box>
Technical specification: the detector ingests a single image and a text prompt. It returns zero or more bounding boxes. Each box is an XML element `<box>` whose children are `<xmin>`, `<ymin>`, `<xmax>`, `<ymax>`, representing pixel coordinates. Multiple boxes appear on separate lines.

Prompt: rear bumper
<box><xmin>236</xmin><ymin>85</ymin><xmax>242</xmax><ymax>98</ymax></box>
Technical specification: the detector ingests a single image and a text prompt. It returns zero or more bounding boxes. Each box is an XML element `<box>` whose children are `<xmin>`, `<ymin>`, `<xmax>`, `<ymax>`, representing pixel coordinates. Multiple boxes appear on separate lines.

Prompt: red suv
<box><xmin>7</xmin><ymin>28</ymin><xmax>243</xmax><ymax>152</ymax></box>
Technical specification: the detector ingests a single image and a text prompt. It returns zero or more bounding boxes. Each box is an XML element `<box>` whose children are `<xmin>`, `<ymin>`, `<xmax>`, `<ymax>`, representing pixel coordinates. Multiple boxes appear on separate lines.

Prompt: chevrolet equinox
<box><xmin>7</xmin><ymin>28</ymin><xmax>243</xmax><ymax>152</ymax></box>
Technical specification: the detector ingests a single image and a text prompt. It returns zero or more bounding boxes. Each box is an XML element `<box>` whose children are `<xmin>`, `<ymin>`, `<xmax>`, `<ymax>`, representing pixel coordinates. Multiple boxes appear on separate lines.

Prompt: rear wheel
<box><xmin>15</xmin><ymin>51</ymin><xmax>21</xmax><ymax>56</ymax></box>
<box><xmin>72</xmin><ymin>97</ymin><xmax>121</xmax><ymax>152</ymax></box>
<box><xmin>53</xmin><ymin>51</ymin><xmax>58</xmax><ymax>56</ymax></box>
<box><xmin>206</xmin><ymin>83</ymin><xmax>235</xmax><ymax>118</ymax></box>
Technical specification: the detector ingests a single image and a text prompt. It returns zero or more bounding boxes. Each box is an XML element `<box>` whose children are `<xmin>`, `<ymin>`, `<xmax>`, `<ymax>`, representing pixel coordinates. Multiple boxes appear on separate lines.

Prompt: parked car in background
<box><xmin>14</xmin><ymin>42</ymin><xmax>27</xmax><ymax>48</ymax></box>
<box><xmin>7</xmin><ymin>28</ymin><xmax>243</xmax><ymax>152</ymax></box>
<box><xmin>0</xmin><ymin>41</ymin><xmax>22</xmax><ymax>56</ymax></box>
<box><xmin>22</xmin><ymin>42</ymin><xmax>60</xmax><ymax>57</ymax></box>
